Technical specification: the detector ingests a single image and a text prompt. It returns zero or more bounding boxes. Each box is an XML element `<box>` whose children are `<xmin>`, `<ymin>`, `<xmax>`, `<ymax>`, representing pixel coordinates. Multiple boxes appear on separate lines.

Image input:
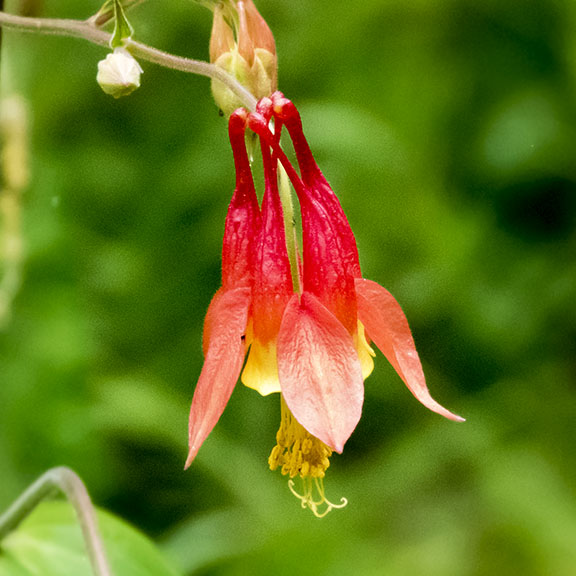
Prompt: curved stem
<box><xmin>0</xmin><ymin>467</ymin><xmax>112</xmax><ymax>576</ymax></box>
<box><xmin>0</xmin><ymin>11</ymin><xmax>257</xmax><ymax>111</ymax></box>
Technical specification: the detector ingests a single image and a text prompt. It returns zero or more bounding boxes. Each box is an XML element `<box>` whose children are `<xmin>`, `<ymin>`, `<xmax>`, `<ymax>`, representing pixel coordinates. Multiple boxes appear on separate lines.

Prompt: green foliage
<box><xmin>0</xmin><ymin>501</ymin><xmax>180</xmax><ymax>576</ymax></box>
<box><xmin>1</xmin><ymin>0</ymin><xmax>576</xmax><ymax>574</ymax></box>
<box><xmin>110</xmin><ymin>0</ymin><xmax>134</xmax><ymax>48</ymax></box>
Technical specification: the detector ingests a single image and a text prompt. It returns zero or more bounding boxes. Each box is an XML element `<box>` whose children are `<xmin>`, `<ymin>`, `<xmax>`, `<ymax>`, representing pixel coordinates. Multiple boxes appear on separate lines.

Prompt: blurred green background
<box><xmin>2</xmin><ymin>0</ymin><xmax>576</xmax><ymax>574</ymax></box>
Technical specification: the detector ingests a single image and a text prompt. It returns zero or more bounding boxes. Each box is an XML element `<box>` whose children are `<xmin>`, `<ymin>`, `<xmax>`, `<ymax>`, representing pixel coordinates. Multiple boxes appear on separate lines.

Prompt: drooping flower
<box><xmin>187</xmin><ymin>95</ymin><xmax>463</xmax><ymax>517</ymax></box>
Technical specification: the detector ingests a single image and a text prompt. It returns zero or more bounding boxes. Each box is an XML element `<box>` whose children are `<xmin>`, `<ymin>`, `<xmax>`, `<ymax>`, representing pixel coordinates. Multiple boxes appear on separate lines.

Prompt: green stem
<box><xmin>0</xmin><ymin>10</ymin><xmax>258</xmax><ymax>111</ymax></box>
<box><xmin>278</xmin><ymin>163</ymin><xmax>301</xmax><ymax>293</ymax></box>
<box><xmin>0</xmin><ymin>467</ymin><xmax>112</xmax><ymax>576</ymax></box>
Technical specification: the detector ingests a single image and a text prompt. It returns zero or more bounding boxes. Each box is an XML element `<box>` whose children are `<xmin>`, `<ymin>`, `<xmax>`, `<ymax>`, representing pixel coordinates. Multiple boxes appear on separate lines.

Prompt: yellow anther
<box><xmin>269</xmin><ymin>396</ymin><xmax>347</xmax><ymax>517</ymax></box>
<box><xmin>269</xmin><ymin>396</ymin><xmax>332</xmax><ymax>479</ymax></box>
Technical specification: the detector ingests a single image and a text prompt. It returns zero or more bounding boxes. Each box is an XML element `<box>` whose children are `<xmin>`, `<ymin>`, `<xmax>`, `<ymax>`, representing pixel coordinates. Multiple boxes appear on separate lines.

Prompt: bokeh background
<box><xmin>2</xmin><ymin>0</ymin><xmax>576</xmax><ymax>574</ymax></box>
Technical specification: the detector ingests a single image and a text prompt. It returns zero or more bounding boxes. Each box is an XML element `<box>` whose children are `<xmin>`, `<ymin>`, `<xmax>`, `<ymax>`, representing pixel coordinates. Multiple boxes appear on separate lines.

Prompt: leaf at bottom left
<box><xmin>0</xmin><ymin>500</ymin><xmax>181</xmax><ymax>576</ymax></box>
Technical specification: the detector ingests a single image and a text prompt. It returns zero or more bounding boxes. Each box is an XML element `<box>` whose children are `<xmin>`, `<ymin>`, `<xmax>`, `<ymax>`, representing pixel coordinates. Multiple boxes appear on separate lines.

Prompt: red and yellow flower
<box><xmin>186</xmin><ymin>94</ymin><xmax>463</xmax><ymax>516</ymax></box>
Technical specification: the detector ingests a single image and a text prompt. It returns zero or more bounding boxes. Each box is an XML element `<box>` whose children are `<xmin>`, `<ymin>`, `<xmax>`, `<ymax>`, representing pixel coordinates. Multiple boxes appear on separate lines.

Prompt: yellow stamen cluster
<box><xmin>269</xmin><ymin>396</ymin><xmax>332</xmax><ymax>478</ymax></box>
<box><xmin>269</xmin><ymin>397</ymin><xmax>347</xmax><ymax>517</ymax></box>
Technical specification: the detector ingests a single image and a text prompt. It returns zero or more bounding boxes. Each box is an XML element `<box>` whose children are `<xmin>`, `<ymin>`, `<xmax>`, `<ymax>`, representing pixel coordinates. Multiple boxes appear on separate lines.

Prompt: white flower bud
<box><xmin>97</xmin><ymin>48</ymin><xmax>143</xmax><ymax>99</ymax></box>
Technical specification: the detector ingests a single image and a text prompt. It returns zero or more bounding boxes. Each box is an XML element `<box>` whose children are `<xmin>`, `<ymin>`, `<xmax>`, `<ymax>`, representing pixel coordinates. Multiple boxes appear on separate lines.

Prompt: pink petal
<box><xmin>355</xmin><ymin>278</ymin><xmax>464</xmax><ymax>422</ymax></box>
<box><xmin>277</xmin><ymin>292</ymin><xmax>364</xmax><ymax>453</ymax></box>
<box><xmin>186</xmin><ymin>287</ymin><xmax>252</xmax><ymax>467</ymax></box>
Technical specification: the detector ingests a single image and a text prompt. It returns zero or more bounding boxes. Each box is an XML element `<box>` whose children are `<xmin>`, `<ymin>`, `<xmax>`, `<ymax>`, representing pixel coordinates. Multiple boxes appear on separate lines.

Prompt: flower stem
<box><xmin>0</xmin><ymin>467</ymin><xmax>112</xmax><ymax>576</ymax></box>
<box><xmin>0</xmin><ymin>10</ymin><xmax>258</xmax><ymax>111</ymax></box>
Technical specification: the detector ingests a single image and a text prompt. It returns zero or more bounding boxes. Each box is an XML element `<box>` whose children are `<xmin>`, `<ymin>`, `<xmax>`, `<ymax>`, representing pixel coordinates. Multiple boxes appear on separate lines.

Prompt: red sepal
<box><xmin>186</xmin><ymin>287</ymin><xmax>252</xmax><ymax>467</ymax></box>
<box><xmin>277</xmin><ymin>292</ymin><xmax>364</xmax><ymax>453</ymax></box>
<box><xmin>355</xmin><ymin>278</ymin><xmax>464</xmax><ymax>422</ymax></box>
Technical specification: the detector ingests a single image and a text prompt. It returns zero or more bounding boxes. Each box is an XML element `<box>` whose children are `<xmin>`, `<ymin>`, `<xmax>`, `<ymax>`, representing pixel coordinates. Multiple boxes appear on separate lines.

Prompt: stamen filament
<box><xmin>288</xmin><ymin>477</ymin><xmax>348</xmax><ymax>518</ymax></box>
<box><xmin>270</xmin><ymin>396</ymin><xmax>347</xmax><ymax>517</ymax></box>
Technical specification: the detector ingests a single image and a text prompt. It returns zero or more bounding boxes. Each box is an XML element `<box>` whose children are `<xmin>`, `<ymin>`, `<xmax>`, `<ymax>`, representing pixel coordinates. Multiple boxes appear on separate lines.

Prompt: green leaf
<box><xmin>111</xmin><ymin>0</ymin><xmax>134</xmax><ymax>49</ymax></box>
<box><xmin>0</xmin><ymin>501</ymin><xmax>181</xmax><ymax>576</ymax></box>
<box><xmin>92</xmin><ymin>0</ymin><xmax>141</xmax><ymax>27</ymax></box>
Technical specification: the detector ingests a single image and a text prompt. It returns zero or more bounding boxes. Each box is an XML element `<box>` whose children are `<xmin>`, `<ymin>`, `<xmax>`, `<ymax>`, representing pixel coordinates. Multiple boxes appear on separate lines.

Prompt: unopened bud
<box><xmin>97</xmin><ymin>48</ymin><xmax>142</xmax><ymax>99</ymax></box>
<box><xmin>210</xmin><ymin>0</ymin><xmax>277</xmax><ymax>116</ymax></box>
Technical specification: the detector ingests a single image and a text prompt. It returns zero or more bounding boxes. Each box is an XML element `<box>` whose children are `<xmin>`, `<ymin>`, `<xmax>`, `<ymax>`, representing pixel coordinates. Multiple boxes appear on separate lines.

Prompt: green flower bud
<box><xmin>209</xmin><ymin>0</ymin><xmax>277</xmax><ymax>116</ymax></box>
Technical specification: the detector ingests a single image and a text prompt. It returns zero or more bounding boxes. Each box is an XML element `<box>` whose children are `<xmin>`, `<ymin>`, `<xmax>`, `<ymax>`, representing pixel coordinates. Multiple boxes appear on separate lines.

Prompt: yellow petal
<box><xmin>355</xmin><ymin>320</ymin><xmax>375</xmax><ymax>381</ymax></box>
<box><xmin>241</xmin><ymin>339</ymin><xmax>281</xmax><ymax>396</ymax></box>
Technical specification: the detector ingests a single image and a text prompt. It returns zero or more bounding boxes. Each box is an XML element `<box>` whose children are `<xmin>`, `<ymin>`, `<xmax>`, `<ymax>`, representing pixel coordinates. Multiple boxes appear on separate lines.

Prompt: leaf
<box><xmin>0</xmin><ymin>501</ymin><xmax>181</xmax><ymax>576</ymax></box>
<box><xmin>111</xmin><ymin>0</ymin><xmax>135</xmax><ymax>49</ymax></box>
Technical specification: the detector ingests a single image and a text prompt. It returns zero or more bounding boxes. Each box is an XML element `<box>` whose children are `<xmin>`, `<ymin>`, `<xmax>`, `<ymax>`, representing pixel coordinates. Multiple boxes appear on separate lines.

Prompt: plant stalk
<box><xmin>0</xmin><ymin>467</ymin><xmax>113</xmax><ymax>576</ymax></box>
<box><xmin>0</xmin><ymin>10</ymin><xmax>257</xmax><ymax>111</ymax></box>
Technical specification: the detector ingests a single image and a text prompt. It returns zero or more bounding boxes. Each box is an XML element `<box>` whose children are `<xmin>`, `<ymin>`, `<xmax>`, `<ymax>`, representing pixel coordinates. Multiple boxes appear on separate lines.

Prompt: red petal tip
<box><xmin>247</xmin><ymin>112</ymin><xmax>270</xmax><ymax>138</ymax></box>
<box><xmin>256</xmin><ymin>97</ymin><xmax>273</xmax><ymax>120</ymax></box>
<box><xmin>184</xmin><ymin>449</ymin><xmax>197</xmax><ymax>470</ymax></box>
<box><xmin>425</xmin><ymin>397</ymin><xmax>466</xmax><ymax>423</ymax></box>
<box><xmin>229</xmin><ymin>108</ymin><xmax>248</xmax><ymax>132</ymax></box>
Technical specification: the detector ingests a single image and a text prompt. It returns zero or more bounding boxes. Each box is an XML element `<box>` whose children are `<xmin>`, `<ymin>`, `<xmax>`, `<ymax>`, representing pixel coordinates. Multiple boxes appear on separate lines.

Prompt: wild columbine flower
<box><xmin>186</xmin><ymin>93</ymin><xmax>464</xmax><ymax>517</ymax></box>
